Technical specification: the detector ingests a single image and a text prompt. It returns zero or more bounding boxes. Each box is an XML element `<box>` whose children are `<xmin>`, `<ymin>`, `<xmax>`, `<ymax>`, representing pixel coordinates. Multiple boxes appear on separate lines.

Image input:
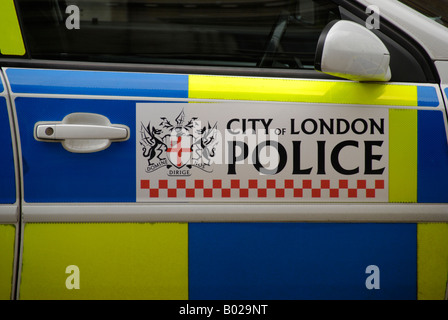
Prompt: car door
<box><xmin>3</xmin><ymin>0</ymin><xmax>448</xmax><ymax>300</ymax></box>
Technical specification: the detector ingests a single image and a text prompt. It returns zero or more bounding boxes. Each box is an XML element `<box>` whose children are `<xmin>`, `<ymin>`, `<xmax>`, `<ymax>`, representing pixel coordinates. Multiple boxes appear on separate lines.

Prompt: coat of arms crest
<box><xmin>139</xmin><ymin>110</ymin><xmax>218</xmax><ymax>175</ymax></box>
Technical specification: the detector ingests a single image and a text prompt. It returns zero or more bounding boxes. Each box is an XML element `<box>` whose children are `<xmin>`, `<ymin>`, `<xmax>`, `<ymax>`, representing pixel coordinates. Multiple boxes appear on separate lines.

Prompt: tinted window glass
<box><xmin>17</xmin><ymin>0</ymin><xmax>340</xmax><ymax>69</ymax></box>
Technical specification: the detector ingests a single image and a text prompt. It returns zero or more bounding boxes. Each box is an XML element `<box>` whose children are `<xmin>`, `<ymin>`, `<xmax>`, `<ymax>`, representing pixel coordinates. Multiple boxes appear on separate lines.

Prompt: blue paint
<box><xmin>6</xmin><ymin>68</ymin><xmax>189</xmax><ymax>98</ymax></box>
<box><xmin>189</xmin><ymin>223</ymin><xmax>417</xmax><ymax>300</ymax></box>
<box><xmin>9</xmin><ymin>68</ymin><xmax>190</xmax><ymax>203</ymax></box>
<box><xmin>16</xmin><ymin>97</ymin><xmax>136</xmax><ymax>203</ymax></box>
<box><xmin>0</xmin><ymin>97</ymin><xmax>16</xmax><ymax>204</ymax></box>
<box><xmin>417</xmin><ymin>86</ymin><xmax>439</xmax><ymax>107</ymax></box>
<box><xmin>418</xmin><ymin>110</ymin><xmax>448</xmax><ymax>203</ymax></box>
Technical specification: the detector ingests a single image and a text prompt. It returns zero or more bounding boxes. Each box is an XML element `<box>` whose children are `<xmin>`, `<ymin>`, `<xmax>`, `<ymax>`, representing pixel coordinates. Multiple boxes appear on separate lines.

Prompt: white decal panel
<box><xmin>136</xmin><ymin>103</ymin><xmax>389</xmax><ymax>202</ymax></box>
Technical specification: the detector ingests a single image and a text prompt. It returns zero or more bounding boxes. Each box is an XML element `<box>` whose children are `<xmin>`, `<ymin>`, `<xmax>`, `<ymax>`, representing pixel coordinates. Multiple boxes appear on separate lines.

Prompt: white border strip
<box><xmin>0</xmin><ymin>206</ymin><xmax>19</xmax><ymax>223</ymax></box>
<box><xmin>22</xmin><ymin>203</ymin><xmax>448</xmax><ymax>223</ymax></box>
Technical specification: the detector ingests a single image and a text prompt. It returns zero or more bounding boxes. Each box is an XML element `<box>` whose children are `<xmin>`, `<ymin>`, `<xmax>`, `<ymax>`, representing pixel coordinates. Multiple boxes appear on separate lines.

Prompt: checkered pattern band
<box><xmin>140</xmin><ymin>179</ymin><xmax>385</xmax><ymax>199</ymax></box>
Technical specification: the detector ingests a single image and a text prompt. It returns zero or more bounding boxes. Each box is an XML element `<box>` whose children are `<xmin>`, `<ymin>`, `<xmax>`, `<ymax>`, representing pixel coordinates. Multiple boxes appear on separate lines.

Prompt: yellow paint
<box><xmin>20</xmin><ymin>223</ymin><xmax>188</xmax><ymax>300</ymax></box>
<box><xmin>189</xmin><ymin>75</ymin><xmax>418</xmax><ymax>106</ymax></box>
<box><xmin>389</xmin><ymin>109</ymin><xmax>418</xmax><ymax>202</ymax></box>
<box><xmin>418</xmin><ymin>223</ymin><xmax>448</xmax><ymax>300</ymax></box>
<box><xmin>0</xmin><ymin>0</ymin><xmax>26</xmax><ymax>55</ymax></box>
<box><xmin>0</xmin><ymin>224</ymin><xmax>15</xmax><ymax>300</ymax></box>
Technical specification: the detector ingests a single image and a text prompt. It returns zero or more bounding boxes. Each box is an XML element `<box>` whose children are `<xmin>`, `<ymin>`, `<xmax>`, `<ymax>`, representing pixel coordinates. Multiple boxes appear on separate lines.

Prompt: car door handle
<box><xmin>35</xmin><ymin>123</ymin><xmax>128</xmax><ymax>141</ymax></box>
<box><xmin>34</xmin><ymin>113</ymin><xmax>130</xmax><ymax>153</ymax></box>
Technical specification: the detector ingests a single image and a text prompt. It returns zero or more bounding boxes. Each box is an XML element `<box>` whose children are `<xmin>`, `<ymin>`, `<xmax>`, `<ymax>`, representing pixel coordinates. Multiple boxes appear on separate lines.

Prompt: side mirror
<box><xmin>315</xmin><ymin>20</ymin><xmax>391</xmax><ymax>82</ymax></box>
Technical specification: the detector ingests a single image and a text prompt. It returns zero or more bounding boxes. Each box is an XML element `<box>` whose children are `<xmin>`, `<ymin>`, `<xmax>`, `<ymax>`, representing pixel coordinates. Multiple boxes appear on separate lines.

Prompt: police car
<box><xmin>0</xmin><ymin>0</ymin><xmax>447</xmax><ymax>300</ymax></box>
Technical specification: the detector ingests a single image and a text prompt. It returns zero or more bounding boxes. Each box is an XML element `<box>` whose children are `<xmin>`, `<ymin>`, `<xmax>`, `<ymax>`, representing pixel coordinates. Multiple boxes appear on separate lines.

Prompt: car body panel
<box><xmin>6</xmin><ymin>68</ymin><xmax>447</xmax><ymax>206</ymax></box>
<box><xmin>19</xmin><ymin>222</ymin><xmax>188</xmax><ymax>300</ymax></box>
<box><xmin>0</xmin><ymin>73</ymin><xmax>16</xmax><ymax>206</ymax></box>
<box><xmin>0</xmin><ymin>72</ymin><xmax>18</xmax><ymax>300</ymax></box>
<box><xmin>4</xmin><ymin>66</ymin><xmax>447</xmax><ymax>300</ymax></box>
<box><xmin>19</xmin><ymin>221</ymin><xmax>418</xmax><ymax>300</ymax></box>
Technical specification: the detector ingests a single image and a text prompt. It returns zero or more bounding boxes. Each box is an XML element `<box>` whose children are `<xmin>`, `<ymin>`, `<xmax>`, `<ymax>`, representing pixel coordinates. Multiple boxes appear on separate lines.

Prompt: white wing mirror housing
<box><xmin>315</xmin><ymin>20</ymin><xmax>391</xmax><ymax>82</ymax></box>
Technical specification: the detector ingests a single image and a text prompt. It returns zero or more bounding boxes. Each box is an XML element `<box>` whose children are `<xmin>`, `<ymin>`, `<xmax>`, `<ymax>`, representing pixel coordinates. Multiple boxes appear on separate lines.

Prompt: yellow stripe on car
<box><xmin>0</xmin><ymin>224</ymin><xmax>15</xmax><ymax>300</ymax></box>
<box><xmin>418</xmin><ymin>223</ymin><xmax>448</xmax><ymax>300</ymax></box>
<box><xmin>189</xmin><ymin>75</ymin><xmax>418</xmax><ymax>106</ymax></box>
<box><xmin>0</xmin><ymin>0</ymin><xmax>26</xmax><ymax>56</ymax></box>
<box><xmin>389</xmin><ymin>109</ymin><xmax>418</xmax><ymax>203</ymax></box>
<box><xmin>19</xmin><ymin>223</ymin><xmax>188</xmax><ymax>300</ymax></box>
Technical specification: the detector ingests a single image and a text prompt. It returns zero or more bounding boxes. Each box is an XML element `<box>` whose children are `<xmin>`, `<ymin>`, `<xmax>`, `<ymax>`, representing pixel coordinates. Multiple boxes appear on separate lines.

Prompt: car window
<box><xmin>16</xmin><ymin>0</ymin><xmax>340</xmax><ymax>69</ymax></box>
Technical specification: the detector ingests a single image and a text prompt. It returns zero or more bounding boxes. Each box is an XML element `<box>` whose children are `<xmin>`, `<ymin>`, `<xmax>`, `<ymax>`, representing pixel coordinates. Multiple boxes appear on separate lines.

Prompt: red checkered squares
<box><xmin>140</xmin><ymin>179</ymin><xmax>386</xmax><ymax>200</ymax></box>
<box><xmin>321</xmin><ymin>180</ymin><xmax>330</xmax><ymax>189</ymax></box>
<box><xmin>222</xmin><ymin>188</ymin><xmax>231</xmax><ymax>198</ymax></box>
<box><xmin>186</xmin><ymin>189</ymin><xmax>195</xmax><ymax>198</ymax></box>
<box><xmin>249</xmin><ymin>180</ymin><xmax>258</xmax><ymax>189</ymax></box>
<box><xmin>230</xmin><ymin>180</ymin><xmax>240</xmax><ymax>188</ymax></box>
<box><xmin>177</xmin><ymin>180</ymin><xmax>186</xmax><ymax>189</ymax></box>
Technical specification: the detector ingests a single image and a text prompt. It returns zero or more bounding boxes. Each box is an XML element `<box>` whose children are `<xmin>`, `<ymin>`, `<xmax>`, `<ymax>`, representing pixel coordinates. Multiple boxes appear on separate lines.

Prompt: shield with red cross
<box><xmin>166</xmin><ymin>131</ymin><xmax>192</xmax><ymax>168</ymax></box>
